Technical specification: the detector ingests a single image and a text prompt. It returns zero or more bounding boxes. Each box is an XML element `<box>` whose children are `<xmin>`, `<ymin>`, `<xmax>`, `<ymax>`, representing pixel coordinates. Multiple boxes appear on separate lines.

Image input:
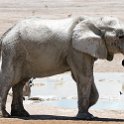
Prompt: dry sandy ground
<box><xmin>2</xmin><ymin>101</ymin><xmax>124</xmax><ymax>124</ymax></box>
<box><xmin>1</xmin><ymin>0</ymin><xmax>124</xmax><ymax>124</ymax></box>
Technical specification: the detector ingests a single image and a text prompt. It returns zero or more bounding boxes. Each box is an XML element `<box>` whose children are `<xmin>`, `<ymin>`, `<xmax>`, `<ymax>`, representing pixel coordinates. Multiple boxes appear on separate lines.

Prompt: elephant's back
<box><xmin>18</xmin><ymin>17</ymin><xmax>80</xmax><ymax>44</ymax></box>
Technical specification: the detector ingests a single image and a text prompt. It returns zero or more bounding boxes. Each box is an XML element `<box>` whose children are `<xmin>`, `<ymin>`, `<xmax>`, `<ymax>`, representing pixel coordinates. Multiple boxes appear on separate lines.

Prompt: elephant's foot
<box><xmin>11</xmin><ymin>108</ymin><xmax>30</xmax><ymax>117</ymax></box>
<box><xmin>76</xmin><ymin>112</ymin><xmax>95</xmax><ymax>120</ymax></box>
<box><xmin>0</xmin><ymin>109</ymin><xmax>11</xmax><ymax>118</ymax></box>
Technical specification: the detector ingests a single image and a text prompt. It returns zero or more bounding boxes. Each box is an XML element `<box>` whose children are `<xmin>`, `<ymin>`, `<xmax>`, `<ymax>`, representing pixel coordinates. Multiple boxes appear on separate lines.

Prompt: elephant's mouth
<box><xmin>122</xmin><ymin>59</ymin><xmax>124</xmax><ymax>66</ymax></box>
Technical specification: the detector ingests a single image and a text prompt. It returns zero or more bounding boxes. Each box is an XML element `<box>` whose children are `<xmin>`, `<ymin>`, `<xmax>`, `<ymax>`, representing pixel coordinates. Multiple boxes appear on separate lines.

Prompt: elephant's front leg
<box><xmin>11</xmin><ymin>80</ymin><xmax>30</xmax><ymax>117</ymax></box>
<box><xmin>89</xmin><ymin>81</ymin><xmax>99</xmax><ymax>107</ymax></box>
<box><xmin>67</xmin><ymin>51</ymin><xmax>95</xmax><ymax>119</ymax></box>
<box><xmin>76</xmin><ymin>74</ymin><xmax>94</xmax><ymax>119</ymax></box>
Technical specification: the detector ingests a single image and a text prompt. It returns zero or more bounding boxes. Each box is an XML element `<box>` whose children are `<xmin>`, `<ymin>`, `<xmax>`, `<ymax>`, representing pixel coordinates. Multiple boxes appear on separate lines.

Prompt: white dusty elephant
<box><xmin>0</xmin><ymin>16</ymin><xmax>124</xmax><ymax>119</ymax></box>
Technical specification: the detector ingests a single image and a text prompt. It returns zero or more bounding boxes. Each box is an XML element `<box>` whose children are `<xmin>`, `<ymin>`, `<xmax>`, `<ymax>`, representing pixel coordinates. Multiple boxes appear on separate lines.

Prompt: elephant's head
<box><xmin>72</xmin><ymin>17</ymin><xmax>124</xmax><ymax>61</ymax></box>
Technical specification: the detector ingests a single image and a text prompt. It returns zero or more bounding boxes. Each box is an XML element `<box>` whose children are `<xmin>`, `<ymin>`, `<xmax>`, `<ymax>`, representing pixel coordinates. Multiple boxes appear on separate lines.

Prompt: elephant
<box><xmin>0</xmin><ymin>16</ymin><xmax>124</xmax><ymax>119</ymax></box>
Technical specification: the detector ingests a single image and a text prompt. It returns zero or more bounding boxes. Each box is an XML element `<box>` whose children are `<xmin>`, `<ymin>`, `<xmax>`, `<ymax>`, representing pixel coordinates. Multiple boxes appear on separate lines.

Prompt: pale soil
<box><xmin>3</xmin><ymin>99</ymin><xmax>124</xmax><ymax>124</ymax></box>
<box><xmin>1</xmin><ymin>0</ymin><xmax>124</xmax><ymax>123</ymax></box>
<box><xmin>94</xmin><ymin>54</ymin><xmax>124</xmax><ymax>72</ymax></box>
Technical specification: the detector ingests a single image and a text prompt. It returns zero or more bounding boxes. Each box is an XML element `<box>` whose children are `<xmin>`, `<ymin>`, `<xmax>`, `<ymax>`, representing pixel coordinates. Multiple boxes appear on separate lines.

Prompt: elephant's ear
<box><xmin>72</xmin><ymin>20</ymin><xmax>108</xmax><ymax>59</ymax></box>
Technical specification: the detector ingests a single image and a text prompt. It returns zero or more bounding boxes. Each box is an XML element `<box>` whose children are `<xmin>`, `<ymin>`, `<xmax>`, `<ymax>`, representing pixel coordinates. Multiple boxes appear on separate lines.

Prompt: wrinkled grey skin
<box><xmin>0</xmin><ymin>16</ymin><xmax>124</xmax><ymax>119</ymax></box>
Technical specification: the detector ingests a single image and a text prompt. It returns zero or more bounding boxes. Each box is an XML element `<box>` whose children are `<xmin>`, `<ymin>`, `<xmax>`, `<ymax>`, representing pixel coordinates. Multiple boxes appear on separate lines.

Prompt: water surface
<box><xmin>29</xmin><ymin>72</ymin><xmax>124</xmax><ymax>110</ymax></box>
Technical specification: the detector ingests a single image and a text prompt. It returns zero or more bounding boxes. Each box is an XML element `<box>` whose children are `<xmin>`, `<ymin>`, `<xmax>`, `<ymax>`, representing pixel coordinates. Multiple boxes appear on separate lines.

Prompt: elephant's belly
<box><xmin>24</xmin><ymin>54</ymin><xmax>70</xmax><ymax>78</ymax></box>
<box><xmin>26</xmin><ymin>63</ymin><xmax>70</xmax><ymax>78</ymax></box>
<box><xmin>23</xmin><ymin>39</ymin><xmax>70</xmax><ymax>78</ymax></box>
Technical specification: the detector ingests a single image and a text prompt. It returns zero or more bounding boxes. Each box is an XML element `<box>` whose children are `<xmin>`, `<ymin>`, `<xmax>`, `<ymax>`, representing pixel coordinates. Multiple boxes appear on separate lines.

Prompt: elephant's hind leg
<box><xmin>11</xmin><ymin>79</ymin><xmax>30</xmax><ymax>117</ymax></box>
<box><xmin>0</xmin><ymin>74</ymin><xmax>12</xmax><ymax>117</ymax></box>
<box><xmin>0</xmin><ymin>60</ymin><xmax>14</xmax><ymax>117</ymax></box>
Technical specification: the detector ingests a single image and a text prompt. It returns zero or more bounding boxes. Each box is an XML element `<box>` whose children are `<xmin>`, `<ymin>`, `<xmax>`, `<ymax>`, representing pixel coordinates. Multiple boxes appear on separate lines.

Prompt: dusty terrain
<box><xmin>1</xmin><ymin>0</ymin><xmax>124</xmax><ymax>124</ymax></box>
